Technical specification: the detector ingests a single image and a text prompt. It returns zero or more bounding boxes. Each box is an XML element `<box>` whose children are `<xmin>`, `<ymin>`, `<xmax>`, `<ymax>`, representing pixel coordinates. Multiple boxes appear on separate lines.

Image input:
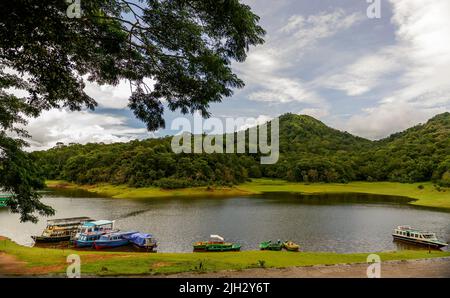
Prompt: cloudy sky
<box><xmin>24</xmin><ymin>0</ymin><xmax>450</xmax><ymax>150</ymax></box>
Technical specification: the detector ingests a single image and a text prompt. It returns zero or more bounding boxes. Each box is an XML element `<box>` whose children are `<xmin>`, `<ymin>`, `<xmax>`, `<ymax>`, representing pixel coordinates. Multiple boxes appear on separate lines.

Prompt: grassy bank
<box><xmin>46</xmin><ymin>179</ymin><xmax>450</xmax><ymax>210</ymax></box>
<box><xmin>1</xmin><ymin>238</ymin><xmax>449</xmax><ymax>276</ymax></box>
<box><xmin>238</xmin><ymin>179</ymin><xmax>450</xmax><ymax>210</ymax></box>
<box><xmin>46</xmin><ymin>180</ymin><xmax>252</xmax><ymax>199</ymax></box>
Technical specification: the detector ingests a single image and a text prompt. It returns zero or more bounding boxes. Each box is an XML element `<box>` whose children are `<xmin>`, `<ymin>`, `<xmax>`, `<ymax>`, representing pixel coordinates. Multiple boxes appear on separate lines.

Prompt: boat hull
<box><xmin>32</xmin><ymin>235</ymin><xmax>72</xmax><ymax>243</ymax></box>
<box><xmin>393</xmin><ymin>235</ymin><xmax>448</xmax><ymax>248</ymax></box>
<box><xmin>94</xmin><ymin>239</ymin><xmax>130</xmax><ymax>250</ymax></box>
<box><xmin>133</xmin><ymin>243</ymin><xmax>157</xmax><ymax>252</ymax></box>
<box><xmin>205</xmin><ymin>244</ymin><xmax>241</xmax><ymax>252</ymax></box>
<box><xmin>283</xmin><ymin>242</ymin><xmax>300</xmax><ymax>252</ymax></box>
<box><xmin>74</xmin><ymin>240</ymin><xmax>96</xmax><ymax>248</ymax></box>
<box><xmin>260</xmin><ymin>241</ymin><xmax>283</xmax><ymax>251</ymax></box>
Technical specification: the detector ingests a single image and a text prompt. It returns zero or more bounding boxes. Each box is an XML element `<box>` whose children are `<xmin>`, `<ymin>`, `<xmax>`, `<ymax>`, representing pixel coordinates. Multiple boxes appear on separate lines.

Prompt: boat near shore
<box><xmin>260</xmin><ymin>240</ymin><xmax>283</xmax><ymax>251</ymax></box>
<box><xmin>124</xmin><ymin>233</ymin><xmax>158</xmax><ymax>252</ymax></box>
<box><xmin>193</xmin><ymin>235</ymin><xmax>241</xmax><ymax>252</ymax></box>
<box><xmin>93</xmin><ymin>231</ymin><xmax>137</xmax><ymax>250</ymax></box>
<box><xmin>73</xmin><ymin>220</ymin><xmax>115</xmax><ymax>248</ymax></box>
<box><xmin>0</xmin><ymin>194</ymin><xmax>11</xmax><ymax>208</ymax></box>
<box><xmin>283</xmin><ymin>241</ymin><xmax>300</xmax><ymax>252</ymax></box>
<box><xmin>31</xmin><ymin>217</ymin><xmax>94</xmax><ymax>243</ymax></box>
<box><xmin>392</xmin><ymin>226</ymin><xmax>448</xmax><ymax>249</ymax></box>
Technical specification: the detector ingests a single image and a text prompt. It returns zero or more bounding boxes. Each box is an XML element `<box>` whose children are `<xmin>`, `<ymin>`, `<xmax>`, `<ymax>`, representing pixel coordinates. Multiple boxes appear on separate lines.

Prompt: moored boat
<box><xmin>259</xmin><ymin>240</ymin><xmax>283</xmax><ymax>251</ymax></box>
<box><xmin>73</xmin><ymin>220</ymin><xmax>115</xmax><ymax>248</ymax></box>
<box><xmin>206</xmin><ymin>243</ymin><xmax>241</xmax><ymax>252</ymax></box>
<box><xmin>124</xmin><ymin>233</ymin><xmax>158</xmax><ymax>252</ymax></box>
<box><xmin>0</xmin><ymin>195</ymin><xmax>11</xmax><ymax>208</ymax></box>
<box><xmin>283</xmin><ymin>241</ymin><xmax>300</xmax><ymax>252</ymax></box>
<box><xmin>93</xmin><ymin>231</ymin><xmax>137</xmax><ymax>250</ymax></box>
<box><xmin>31</xmin><ymin>217</ymin><xmax>94</xmax><ymax>243</ymax></box>
<box><xmin>193</xmin><ymin>235</ymin><xmax>225</xmax><ymax>251</ymax></box>
<box><xmin>193</xmin><ymin>235</ymin><xmax>241</xmax><ymax>252</ymax></box>
<box><xmin>392</xmin><ymin>226</ymin><xmax>448</xmax><ymax>249</ymax></box>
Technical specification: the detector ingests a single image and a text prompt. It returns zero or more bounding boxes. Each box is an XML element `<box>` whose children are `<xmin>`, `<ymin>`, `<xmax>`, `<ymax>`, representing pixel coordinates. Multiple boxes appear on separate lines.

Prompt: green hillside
<box><xmin>31</xmin><ymin>112</ymin><xmax>450</xmax><ymax>188</ymax></box>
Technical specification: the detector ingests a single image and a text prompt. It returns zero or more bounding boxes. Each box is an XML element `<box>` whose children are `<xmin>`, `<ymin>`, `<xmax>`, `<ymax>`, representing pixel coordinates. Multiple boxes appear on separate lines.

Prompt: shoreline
<box><xmin>167</xmin><ymin>257</ymin><xmax>450</xmax><ymax>278</ymax></box>
<box><xmin>46</xmin><ymin>179</ymin><xmax>450</xmax><ymax>211</ymax></box>
<box><xmin>1</xmin><ymin>237</ymin><xmax>450</xmax><ymax>277</ymax></box>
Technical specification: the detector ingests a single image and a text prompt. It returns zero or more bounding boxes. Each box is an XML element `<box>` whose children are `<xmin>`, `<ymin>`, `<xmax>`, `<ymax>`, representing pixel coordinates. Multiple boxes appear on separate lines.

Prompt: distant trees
<box><xmin>32</xmin><ymin>113</ymin><xmax>450</xmax><ymax>189</ymax></box>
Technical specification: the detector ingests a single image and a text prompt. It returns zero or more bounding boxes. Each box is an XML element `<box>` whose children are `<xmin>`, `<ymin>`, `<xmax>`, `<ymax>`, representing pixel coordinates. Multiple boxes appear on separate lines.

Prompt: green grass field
<box><xmin>46</xmin><ymin>179</ymin><xmax>450</xmax><ymax>210</ymax></box>
<box><xmin>238</xmin><ymin>179</ymin><xmax>450</xmax><ymax>210</ymax></box>
<box><xmin>1</xmin><ymin>238</ymin><xmax>449</xmax><ymax>276</ymax></box>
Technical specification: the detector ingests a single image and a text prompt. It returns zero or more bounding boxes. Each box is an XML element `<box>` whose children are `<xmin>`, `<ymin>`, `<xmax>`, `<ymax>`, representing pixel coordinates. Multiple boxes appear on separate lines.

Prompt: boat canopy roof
<box><xmin>47</xmin><ymin>217</ymin><xmax>94</xmax><ymax>226</ymax></box>
<box><xmin>123</xmin><ymin>233</ymin><xmax>153</xmax><ymax>245</ymax></box>
<box><xmin>101</xmin><ymin>231</ymin><xmax>138</xmax><ymax>238</ymax></box>
<box><xmin>210</xmin><ymin>235</ymin><xmax>224</xmax><ymax>241</ymax></box>
<box><xmin>396</xmin><ymin>226</ymin><xmax>435</xmax><ymax>235</ymax></box>
<box><xmin>83</xmin><ymin>220</ymin><xmax>113</xmax><ymax>227</ymax></box>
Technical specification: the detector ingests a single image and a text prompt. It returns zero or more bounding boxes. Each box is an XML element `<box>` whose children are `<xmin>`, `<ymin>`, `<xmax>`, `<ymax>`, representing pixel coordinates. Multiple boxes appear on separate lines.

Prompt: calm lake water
<box><xmin>1</xmin><ymin>190</ymin><xmax>449</xmax><ymax>253</ymax></box>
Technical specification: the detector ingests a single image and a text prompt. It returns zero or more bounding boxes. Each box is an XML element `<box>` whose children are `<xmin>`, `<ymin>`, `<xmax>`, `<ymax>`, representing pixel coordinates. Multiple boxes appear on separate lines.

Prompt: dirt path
<box><xmin>0</xmin><ymin>252</ymin><xmax>28</xmax><ymax>275</ymax></box>
<box><xmin>168</xmin><ymin>257</ymin><xmax>450</xmax><ymax>278</ymax></box>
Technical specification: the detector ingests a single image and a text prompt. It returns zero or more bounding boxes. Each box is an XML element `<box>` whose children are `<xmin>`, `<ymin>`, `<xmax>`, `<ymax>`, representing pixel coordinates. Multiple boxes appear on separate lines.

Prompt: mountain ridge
<box><xmin>31</xmin><ymin>112</ymin><xmax>450</xmax><ymax>187</ymax></box>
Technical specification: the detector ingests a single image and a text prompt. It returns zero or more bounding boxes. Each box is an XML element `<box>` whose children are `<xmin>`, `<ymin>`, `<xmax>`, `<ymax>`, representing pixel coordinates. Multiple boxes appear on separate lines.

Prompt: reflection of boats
<box><xmin>392</xmin><ymin>226</ymin><xmax>448</xmax><ymax>249</ymax></box>
<box><xmin>283</xmin><ymin>241</ymin><xmax>300</xmax><ymax>252</ymax></box>
<box><xmin>124</xmin><ymin>233</ymin><xmax>158</xmax><ymax>252</ymax></box>
<box><xmin>193</xmin><ymin>235</ymin><xmax>241</xmax><ymax>252</ymax></box>
<box><xmin>31</xmin><ymin>217</ymin><xmax>93</xmax><ymax>243</ymax></box>
<box><xmin>259</xmin><ymin>240</ymin><xmax>283</xmax><ymax>251</ymax></box>
<box><xmin>73</xmin><ymin>220</ymin><xmax>115</xmax><ymax>248</ymax></box>
<box><xmin>93</xmin><ymin>231</ymin><xmax>137</xmax><ymax>250</ymax></box>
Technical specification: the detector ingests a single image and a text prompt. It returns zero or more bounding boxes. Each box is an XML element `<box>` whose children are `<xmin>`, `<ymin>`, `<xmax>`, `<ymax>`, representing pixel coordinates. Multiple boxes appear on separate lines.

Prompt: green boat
<box><xmin>0</xmin><ymin>195</ymin><xmax>11</xmax><ymax>208</ymax></box>
<box><xmin>259</xmin><ymin>240</ymin><xmax>283</xmax><ymax>251</ymax></box>
<box><xmin>193</xmin><ymin>235</ymin><xmax>241</xmax><ymax>252</ymax></box>
<box><xmin>206</xmin><ymin>243</ymin><xmax>241</xmax><ymax>252</ymax></box>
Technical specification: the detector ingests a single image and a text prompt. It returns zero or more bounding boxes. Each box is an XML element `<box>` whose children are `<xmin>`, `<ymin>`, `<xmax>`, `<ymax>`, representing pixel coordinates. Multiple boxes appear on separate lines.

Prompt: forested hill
<box><xmin>31</xmin><ymin>112</ymin><xmax>450</xmax><ymax>188</ymax></box>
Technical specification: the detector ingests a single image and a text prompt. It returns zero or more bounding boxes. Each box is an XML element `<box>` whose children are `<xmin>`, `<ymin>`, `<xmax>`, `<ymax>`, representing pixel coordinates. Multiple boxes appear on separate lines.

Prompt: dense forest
<box><xmin>31</xmin><ymin>112</ymin><xmax>450</xmax><ymax>188</ymax></box>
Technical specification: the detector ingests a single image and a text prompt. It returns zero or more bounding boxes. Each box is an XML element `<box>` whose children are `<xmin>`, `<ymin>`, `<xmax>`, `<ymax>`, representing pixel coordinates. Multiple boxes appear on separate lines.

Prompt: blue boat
<box><xmin>93</xmin><ymin>231</ymin><xmax>137</xmax><ymax>250</ymax></box>
<box><xmin>124</xmin><ymin>233</ymin><xmax>158</xmax><ymax>252</ymax></box>
<box><xmin>73</xmin><ymin>220</ymin><xmax>115</xmax><ymax>248</ymax></box>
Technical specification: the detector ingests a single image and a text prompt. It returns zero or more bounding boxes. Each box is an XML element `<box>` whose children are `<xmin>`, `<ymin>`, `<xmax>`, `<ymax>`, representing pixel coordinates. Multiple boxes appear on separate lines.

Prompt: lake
<box><xmin>1</xmin><ymin>190</ymin><xmax>449</xmax><ymax>253</ymax></box>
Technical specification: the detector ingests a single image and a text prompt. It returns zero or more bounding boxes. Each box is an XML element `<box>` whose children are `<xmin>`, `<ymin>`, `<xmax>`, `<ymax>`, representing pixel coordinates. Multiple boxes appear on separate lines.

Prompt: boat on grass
<box><xmin>259</xmin><ymin>240</ymin><xmax>283</xmax><ymax>251</ymax></box>
<box><xmin>93</xmin><ymin>231</ymin><xmax>137</xmax><ymax>250</ymax></box>
<box><xmin>0</xmin><ymin>194</ymin><xmax>11</xmax><ymax>208</ymax></box>
<box><xmin>124</xmin><ymin>233</ymin><xmax>158</xmax><ymax>252</ymax></box>
<box><xmin>205</xmin><ymin>243</ymin><xmax>241</xmax><ymax>252</ymax></box>
<box><xmin>31</xmin><ymin>217</ymin><xmax>94</xmax><ymax>243</ymax></box>
<box><xmin>193</xmin><ymin>235</ymin><xmax>241</xmax><ymax>252</ymax></box>
<box><xmin>392</xmin><ymin>226</ymin><xmax>448</xmax><ymax>249</ymax></box>
<box><xmin>73</xmin><ymin>220</ymin><xmax>115</xmax><ymax>248</ymax></box>
<box><xmin>283</xmin><ymin>241</ymin><xmax>300</xmax><ymax>252</ymax></box>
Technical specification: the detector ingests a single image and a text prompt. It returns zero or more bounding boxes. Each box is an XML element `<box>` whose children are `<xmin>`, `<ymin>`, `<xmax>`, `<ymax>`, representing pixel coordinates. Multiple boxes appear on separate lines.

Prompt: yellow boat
<box><xmin>283</xmin><ymin>241</ymin><xmax>300</xmax><ymax>251</ymax></box>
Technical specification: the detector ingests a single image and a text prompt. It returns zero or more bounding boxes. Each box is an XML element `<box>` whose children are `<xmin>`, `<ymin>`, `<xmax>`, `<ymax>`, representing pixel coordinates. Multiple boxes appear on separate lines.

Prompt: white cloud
<box><xmin>299</xmin><ymin>107</ymin><xmax>329</xmax><ymax>119</ymax></box>
<box><xmin>237</xmin><ymin>115</ymin><xmax>273</xmax><ymax>131</ymax></box>
<box><xmin>339</xmin><ymin>102</ymin><xmax>446</xmax><ymax>140</ymax></box>
<box><xmin>321</xmin><ymin>48</ymin><xmax>402</xmax><ymax>96</ymax></box>
<box><xmin>23</xmin><ymin>109</ymin><xmax>150</xmax><ymax>151</ymax></box>
<box><xmin>280</xmin><ymin>9</ymin><xmax>363</xmax><ymax>51</ymax></box>
<box><xmin>385</xmin><ymin>0</ymin><xmax>450</xmax><ymax>106</ymax></box>
<box><xmin>248</xmin><ymin>77</ymin><xmax>322</xmax><ymax>104</ymax></box>
<box><xmin>237</xmin><ymin>8</ymin><xmax>362</xmax><ymax>109</ymax></box>
<box><xmin>83</xmin><ymin>79</ymin><xmax>131</xmax><ymax>109</ymax></box>
<box><xmin>323</xmin><ymin>0</ymin><xmax>450</xmax><ymax>138</ymax></box>
<box><xmin>83</xmin><ymin>77</ymin><xmax>156</xmax><ymax>109</ymax></box>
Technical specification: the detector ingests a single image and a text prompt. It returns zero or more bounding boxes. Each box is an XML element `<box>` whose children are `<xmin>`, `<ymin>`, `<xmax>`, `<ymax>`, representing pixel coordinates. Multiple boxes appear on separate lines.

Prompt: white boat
<box><xmin>392</xmin><ymin>226</ymin><xmax>448</xmax><ymax>248</ymax></box>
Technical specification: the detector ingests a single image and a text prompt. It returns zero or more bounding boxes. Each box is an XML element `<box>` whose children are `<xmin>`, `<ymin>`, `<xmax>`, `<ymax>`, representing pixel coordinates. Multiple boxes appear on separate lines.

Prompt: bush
<box><xmin>153</xmin><ymin>178</ymin><xmax>192</xmax><ymax>189</ymax></box>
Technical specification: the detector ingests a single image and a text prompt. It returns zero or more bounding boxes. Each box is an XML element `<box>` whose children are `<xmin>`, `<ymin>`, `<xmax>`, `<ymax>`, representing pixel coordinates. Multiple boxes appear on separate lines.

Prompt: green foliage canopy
<box><xmin>0</xmin><ymin>0</ymin><xmax>265</xmax><ymax>222</ymax></box>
